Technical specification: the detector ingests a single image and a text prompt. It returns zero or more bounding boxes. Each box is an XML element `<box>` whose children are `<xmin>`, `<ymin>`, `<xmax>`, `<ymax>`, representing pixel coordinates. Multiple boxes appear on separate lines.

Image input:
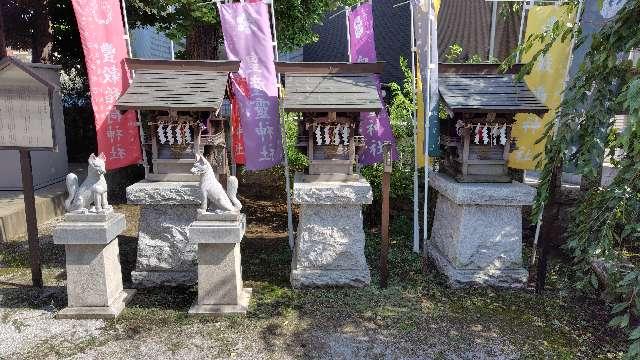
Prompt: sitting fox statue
<box><xmin>64</xmin><ymin>153</ymin><xmax>111</xmax><ymax>214</ymax></box>
<box><xmin>190</xmin><ymin>154</ymin><xmax>242</xmax><ymax>213</ymax></box>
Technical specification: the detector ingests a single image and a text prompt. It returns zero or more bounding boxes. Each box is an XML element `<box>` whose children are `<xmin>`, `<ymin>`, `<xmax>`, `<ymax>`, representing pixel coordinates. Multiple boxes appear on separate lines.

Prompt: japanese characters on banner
<box><xmin>412</xmin><ymin>0</ymin><xmax>440</xmax><ymax>167</ymax></box>
<box><xmin>219</xmin><ymin>2</ymin><xmax>283</xmax><ymax>171</ymax></box>
<box><xmin>71</xmin><ymin>0</ymin><xmax>141</xmax><ymax>170</ymax></box>
<box><xmin>508</xmin><ymin>5</ymin><xmax>574</xmax><ymax>170</ymax></box>
<box><xmin>347</xmin><ymin>2</ymin><xmax>398</xmax><ymax>165</ymax></box>
<box><xmin>230</xmin><ymin>92</ymin><xmax>246</xmax><ymax>165</ymax></box>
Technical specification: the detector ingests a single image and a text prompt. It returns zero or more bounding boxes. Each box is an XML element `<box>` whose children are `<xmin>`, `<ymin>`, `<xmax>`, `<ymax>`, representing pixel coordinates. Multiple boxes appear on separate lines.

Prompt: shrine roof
<box><xmin>438</xmin><ymin>70</ymin><xmax>548</xmax><ymax>115</ymax></box>
<box><xmin>277</xmin><ymin>62</ymin><xmax>383</xmax><ymax>112</ymax></box>
<box><xmin>116</xmin><ymin>59</ymin><xmax>240</xmax><ymax>112</ymax></box>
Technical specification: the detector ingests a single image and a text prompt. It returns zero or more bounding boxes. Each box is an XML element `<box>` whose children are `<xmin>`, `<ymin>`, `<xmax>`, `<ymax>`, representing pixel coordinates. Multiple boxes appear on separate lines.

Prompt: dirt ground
<box><xmin>0</xmin><ymin>186</ymin><xmax>629</xmax><ymax>359</ymax></box>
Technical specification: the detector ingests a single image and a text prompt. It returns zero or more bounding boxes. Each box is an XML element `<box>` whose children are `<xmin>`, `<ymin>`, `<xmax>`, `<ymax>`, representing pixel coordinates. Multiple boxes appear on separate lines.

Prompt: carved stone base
<box><xmin>189</xmin><ymin>288</ymin><xmax>252</xmax><ymax>316</ymax></box>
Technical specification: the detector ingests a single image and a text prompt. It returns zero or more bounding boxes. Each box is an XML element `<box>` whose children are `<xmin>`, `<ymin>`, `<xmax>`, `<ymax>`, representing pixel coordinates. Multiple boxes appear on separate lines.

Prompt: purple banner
<box><xmin>347</xmin><ymin>2</ymin><xmax>397</xmax><ymax>164</ymax></box>
<box><xmin>219</xmin><ymin>2</ymin><xmax>283</xmax><ymax>170</ymax></box>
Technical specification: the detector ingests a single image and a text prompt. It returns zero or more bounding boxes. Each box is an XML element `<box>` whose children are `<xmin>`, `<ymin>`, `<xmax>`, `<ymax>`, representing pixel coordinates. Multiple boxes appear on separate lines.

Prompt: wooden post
<box><xmin>19</xmin><ymin>150</ymin><xmax>43</xmax><ymax>288</ymax></box>
<box><xmin>379</xmin><ymin>142</ymin><xmax>392</xmax><ymax>288</ymax></box>
<box><xmin>535</xmin><ymin>160</ymin><xmax>562</xmax><ymax>293</ymax></box>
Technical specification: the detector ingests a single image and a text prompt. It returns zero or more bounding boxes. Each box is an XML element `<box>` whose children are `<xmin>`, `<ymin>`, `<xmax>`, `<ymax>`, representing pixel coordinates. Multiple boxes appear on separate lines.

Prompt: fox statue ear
<box><xmin>98</xmin><ymin>153</ymin><xmax>106</xmax><ymax>161</ymax></box>
<box><xmin>89</xmin><ymin>153</ymin><xmax>96</xmax><ymax>161</ymax></box>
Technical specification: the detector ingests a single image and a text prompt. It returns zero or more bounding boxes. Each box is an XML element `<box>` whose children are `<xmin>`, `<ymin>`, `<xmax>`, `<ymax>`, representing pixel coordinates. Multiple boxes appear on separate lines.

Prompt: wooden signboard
<box><xmin>0</xmin><ymin>57</ymin><xmax>63</xmax><ymax>288</ymax></box>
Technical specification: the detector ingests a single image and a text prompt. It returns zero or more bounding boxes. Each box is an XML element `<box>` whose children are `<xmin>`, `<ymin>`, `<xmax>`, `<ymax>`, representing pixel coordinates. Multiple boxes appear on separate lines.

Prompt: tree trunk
<box><xmin>535</xmin><ymin>160</ymin><xmax>563</xmax><ymax>293</ymax></box>
<box><xmin>185</xmin><ymin>23</ymin><xmax>222</xmax><ymax>60</ymax></box>
<box><xmin>31</xmin><ymin>0</ymin><xmax>52</xmax><ymax>63</ymax></box>
<box><xmin>0</xmin><ymin>4</ymin><xmax>6</xmax><ymax>58</ymax></box>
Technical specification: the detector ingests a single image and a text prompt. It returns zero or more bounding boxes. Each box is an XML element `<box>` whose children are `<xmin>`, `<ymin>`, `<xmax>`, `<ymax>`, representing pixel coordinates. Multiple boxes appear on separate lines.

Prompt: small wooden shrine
<box><xmin>117</xmin><ymin>59</ymin><xmax>240</xmax><ymax>182</ymax></box>
<box><xmin>438</xmin><ymin>64</ymin><xmax>548</xmax><ymax>183</ymax></box>
<box><xmin>276</xmin><ymin>62</ymin><xmax>383</xmax><ymax>180</ymax></box>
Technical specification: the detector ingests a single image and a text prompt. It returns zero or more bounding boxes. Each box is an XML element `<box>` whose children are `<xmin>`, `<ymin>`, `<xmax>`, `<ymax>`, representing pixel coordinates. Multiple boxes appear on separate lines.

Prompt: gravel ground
<box><xmin>0</xmin><ymin>198</ymin><xmax>628</xmax><ymax>359</ymax></box>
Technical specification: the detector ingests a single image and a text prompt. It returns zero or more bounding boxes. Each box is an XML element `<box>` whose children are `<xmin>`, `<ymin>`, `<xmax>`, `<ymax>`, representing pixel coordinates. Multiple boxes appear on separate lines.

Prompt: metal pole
<box><xmin>423</xmin><ymin>0</ymin><xmax>433</xmax><ymax>248</ymax></box>
<box><xmin>345</xmin><ymin>6</ymin><xmax>352</xmax><ymax>61</ymax></box>
<box><xmin>516</xmin><ymin>0</ymin><xmax>529</xmax><ymax>63</ymax></box>
<box><xmin>409</xmin><ymin>3</ymin><xmax>420</xmax><ymax>254</ymax></box>
<box><xmin>20</xmin><ymin>150</ymin><xmax>42</xmax><ymax>288</ymax></box>
<box><xmin>489</xmin><ymin>0</ymin><xmax>498</xmax><ymax>60</ymax></box>
<box><xmin>267</xmin><ymin>0</ymin><xmax>295</xmax><ymax>249</ymax></box>
<box><xmin>380</xmin><ymin>142</ymin><xmax>392</xmax><ymax>288</ymax></box>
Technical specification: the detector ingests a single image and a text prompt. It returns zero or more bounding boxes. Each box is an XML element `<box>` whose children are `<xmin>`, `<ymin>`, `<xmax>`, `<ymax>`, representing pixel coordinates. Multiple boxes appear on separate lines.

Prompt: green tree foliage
<box><xmin>127</xmin><ymin>0</ymin><xmax>360</xmax><ymax>59</ymax></box>
<box><xmin>505</xmin><ymin>1</ymin><xmax>640</xmax><ymax>357</ymax></box>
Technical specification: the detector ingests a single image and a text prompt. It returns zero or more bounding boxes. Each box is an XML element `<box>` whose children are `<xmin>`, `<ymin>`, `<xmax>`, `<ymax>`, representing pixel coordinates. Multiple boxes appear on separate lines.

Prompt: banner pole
<box><xmin>267</xmin><ymin>0</ymin><xmax>295</xmax><ymax>249</ymax></box>
<box><xmin>409</xmin><ymin>3</ymin><xmax>420</xmax><ymax>254</ymax></box>
<box><xmin>345</xmin><ymin>6</ymin><xmax>352</xmax><ymax>62</ymax></box>
<box><xmin>422</xmin><ymin>0</ymin><xmax>433</xmax><ymax>251</ymax></box>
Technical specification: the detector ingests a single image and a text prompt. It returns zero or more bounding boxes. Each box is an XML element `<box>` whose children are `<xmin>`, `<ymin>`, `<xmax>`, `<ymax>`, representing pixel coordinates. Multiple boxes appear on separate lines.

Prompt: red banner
<box><xmin>230</xmin><ymin>92</ymin><xmax>245</xmax><ymax>165</ymax></box>
<box><xmin>72</xmin><ymin>0</ymin><xmax>141</xmax><ymax>170</ymax></box>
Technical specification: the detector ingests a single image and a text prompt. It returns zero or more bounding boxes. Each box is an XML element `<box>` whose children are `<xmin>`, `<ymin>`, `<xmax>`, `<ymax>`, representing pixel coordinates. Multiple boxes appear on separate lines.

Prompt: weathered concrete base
<box><xmin>188</xmin><ymin>212</ymin><xmax>250</xmax><ymax>316</ymax></box>
<box><xmin>428</xmin><ymin>172</ymin><xmax>535</xmax><ymax>288</ymax></box>
<box><xmin>127</xmin><ymin>181</ymin><xmax>201</xmax><ymax>287</ymax></box>
<box><xmin>291</xmin><ymin>269</ymin><xmax>370</xmax><ymax>288</ymax></box>
<box><xmin>54</xmin><ymin>212</ymin><xmax>132</xmax><ymax>319</ymax></box>
<box><xmin>56</xmin><ymin>289</ymin><xmax>136</xmax><ymax>320</ymax></box>
<box><xmin>291</xmin><ymin>174</ymin><xmax>373</xmax><ymax>288</ymax></box>
<box><xmin>427</xmin><ymin>243</ymin><xmax>528</xmax><ymax>288</ymax></box>
<box><xmin>189</xmin><ymin>288</ymin><xmax>252</xmax><ymax>316</ymax></box>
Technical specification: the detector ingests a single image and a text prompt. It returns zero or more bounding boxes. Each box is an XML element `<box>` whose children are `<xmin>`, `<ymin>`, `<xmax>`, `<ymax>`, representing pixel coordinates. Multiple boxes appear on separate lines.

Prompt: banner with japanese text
<box><xmin>219</xmin><ymin>2</ymin><xmax>283</xmax><ymax>171</ymax></box>
<box><xmin>412</xmin><ymin>0</ymin><xmax>440</xmax><ymax>167</ymax></box>
<box><xmin>71</xmin><ymin>0</ymin><xmax>141</xmax><ymax>170</ymax></box>
<box><xmin>347</xmin><ymin>2</ymin><xmax>397</xmax><ymax>165</ymax></box>
<box><xmin>230</xmin><ymin>91</ymin><xmax>246</xmax><ymax>165</ymax></box>
<box><xmin>508</xmin><ymin>5</ymin><xmax>574</xmax><ymax>169</ymax></box>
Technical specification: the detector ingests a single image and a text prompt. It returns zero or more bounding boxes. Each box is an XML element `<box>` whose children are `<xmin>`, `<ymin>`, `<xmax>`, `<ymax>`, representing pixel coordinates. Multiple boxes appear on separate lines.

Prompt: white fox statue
<box><xmin>190</xmin><ymin>154</ymin><xmax>242</xmax><ymax>213</ymax></box>
<box><xmin>65</xmin><ymin>153</ymin><xmax>111</xmax><ymax>214</ymax></box>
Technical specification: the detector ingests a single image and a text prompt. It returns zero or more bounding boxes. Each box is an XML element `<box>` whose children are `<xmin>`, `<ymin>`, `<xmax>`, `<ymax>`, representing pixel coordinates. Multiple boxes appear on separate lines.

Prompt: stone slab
<box><xmin>64</xmin><ymin>209</ymin><xmax>114</xmax><ymax>223</ymax></box>
<box><xmin>132</xmin><ymin>204</ymin><xmax>198</xmax><ymax>287</ymax></box>
<box><xmin>429</xmin><ymin>172</ymin><xmax>536</xmax><ymax>206</ymax></box>
<box><xmin>291</xmin><ymin>269</ymin><xmax>371</xmax><ymax>288</ymax></box>
<box><xmin>131</xmin><ymin>270</ymin><xmax>196</xmax><ymax>287</ymax></box>
<box><xmin>293</xmin><ymin>173</ymin><xmax>373</xmax><ymax>205</ymax></box>
<box><xmin>56</xmin><ymin>289</ymin><xmax>136</xmax><ymax>320</ymax></box>
<box><xmin>126</xmin><ymin>181</ymin><xmax>201</xmax><ymax>205</ymax></box>
<box><xmin>189</xmin><ymin>288</ymin><xmax>252</xmax><ymax>316</ymax></box>
<box><xmin>196</xmin><ymin>210</ymin><xmax>242</xmax><ymax>222</ymax></box>
<box><xmin>53</xmin><ymin>213</ymin><xmax>125</xmax><ymax>245</ymax></box>
<box><xmin>189</xmin><ymin>216</ymin><xmax>246</xmax><ymax>244</ymax></box>
<box><xmin>428</xmin><ymin>243</ymin><xmax>527</xmax><ymax>288</ymax></box>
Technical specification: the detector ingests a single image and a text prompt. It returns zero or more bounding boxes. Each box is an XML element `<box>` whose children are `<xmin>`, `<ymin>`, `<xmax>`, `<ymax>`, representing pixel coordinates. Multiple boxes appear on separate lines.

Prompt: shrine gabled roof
<box><xmin>438</xmin><ymin>72</ymin><xmax>548</xmax><ymax>115</ymax></box>
<box><xmin>0</xmin><ymin>57</ymin><xmax>60</xmax><ymax>90</ymax></box>
<box><xmin>116</xmin><ymin>59</ymin><xmax>240</xmax><ymax>112</ymax></box>
<box><xmin>277</xmin><ymin>62</ymin><xmax>383</xmax><ymax>113</ymax></box>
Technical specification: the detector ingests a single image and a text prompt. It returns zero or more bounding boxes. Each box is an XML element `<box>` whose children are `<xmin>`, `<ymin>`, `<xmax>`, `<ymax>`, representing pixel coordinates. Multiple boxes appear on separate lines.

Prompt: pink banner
<box><xmin>348</xmin><ymin>2</ymin><xmax>397</xmax><ymax>164</ymax></box>
<box><xmin>219</xmin><ymin>2</ymin><xmax>283</xmax><ymax>170</ymax></box>
<box><xmin>72</xmin><ymin>0</ymin><xmax>141</xmax><ymax>170</ymax></box>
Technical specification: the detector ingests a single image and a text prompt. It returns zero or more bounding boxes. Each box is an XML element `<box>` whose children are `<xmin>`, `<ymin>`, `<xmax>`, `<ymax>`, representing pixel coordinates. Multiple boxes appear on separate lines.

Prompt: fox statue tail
<box><xmin>64</xmin><ymin>173</ymin><xmax>78</xmax><ymax>211</ymax></box>
<box><xmin>226</xmin><ymin>176</ymin><xmax>242</xmax><ymax>212</ymax></box>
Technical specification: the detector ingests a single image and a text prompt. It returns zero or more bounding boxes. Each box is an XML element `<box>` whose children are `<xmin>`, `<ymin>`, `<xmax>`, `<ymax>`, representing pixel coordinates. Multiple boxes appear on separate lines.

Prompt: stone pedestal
<box><xmin>188</xmin><ymin>211</ymin><xmax>251</xmax><ymax>315</ymax></box>
<box><xmin>428</xmin><ymin>172</ymin><xmax>536</xmax><ymax>288</ymax></box>
<box><xmin>291</xmin><ymin>174</ymin><xmax>373</xmax><ymax>288</ymax></box>
<box><xmin>53</xmin><ymin>212</ymin><xmax>135</xmax><ymax>319</ymax></box>
<box><xmin>126</xmin><ymin>181</ymin><xmax>200</xmax><ymax>287</ymax></box>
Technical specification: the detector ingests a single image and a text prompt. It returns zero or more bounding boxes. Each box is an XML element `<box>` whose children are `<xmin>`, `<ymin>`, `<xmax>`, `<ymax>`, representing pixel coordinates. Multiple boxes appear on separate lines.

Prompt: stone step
<box><xmin>0</xmin><ymin>181</ymin><xmax>67</xmax><ymax>242</ymax></box>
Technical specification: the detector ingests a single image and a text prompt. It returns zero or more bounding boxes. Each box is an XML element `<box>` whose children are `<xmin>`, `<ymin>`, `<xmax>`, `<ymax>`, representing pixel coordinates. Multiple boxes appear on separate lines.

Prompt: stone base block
<box><xmin>188</xmin><ymin>288</ymin><xmax>252</xmax><ymax>316</ymax></box>
<box><xmin>291</xmin><ymin>269</ymin><xmax>371</xmax><ymax>288</ymax></box>
<box><xmin>291</xmin><ymin>176</ymin><xmax>373</xmax><ymax>289</ymax></box>
<box><xmin>428</xmin><ymin>243</ymin><xmax>527</xmax><ymax>288</ymax></box>
<box><xmin>56</xmin><ymin>289</ymin><xmax>136</xmax><ymax>320</ymax></box>
<box><xmin>428</xmin><ymin>172</ymin><xmax>534</xmax><ymax>288</ymax></box>
<box><xmin>130</xmin><ymin>270</ymin><xmax>196</xmax><ymax>288</ymax></box>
